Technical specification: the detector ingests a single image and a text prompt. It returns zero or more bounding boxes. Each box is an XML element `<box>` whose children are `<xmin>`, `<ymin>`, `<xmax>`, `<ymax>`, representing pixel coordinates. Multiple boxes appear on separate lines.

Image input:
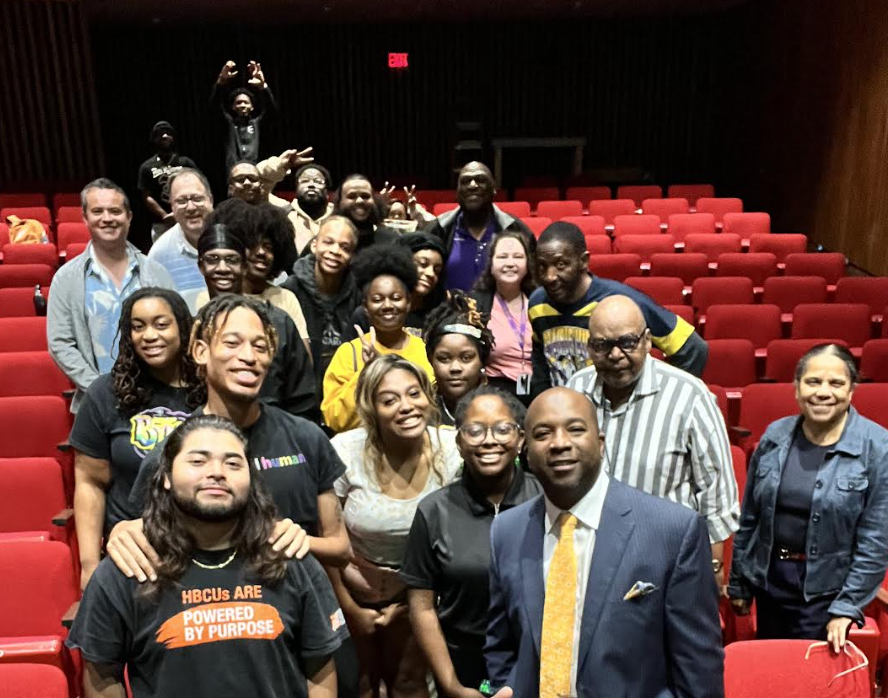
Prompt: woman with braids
<box><xmin>328</xmin><ymin>356</ymin><xmax>462</xmax><ymax>698</ymax></box>
<box><xmin>422</xmin><ymin>291</ymin><xmax>493</xmax><ymax>427</ymax></box>
<box><xmin>401</xmin><ymin>386</ymin><xmax>541</xmax><ymax>698</ymax></box>
<box><xmin>322</xmin><ymin>244</ymin><xmax>435</xmax><ymax>433</ymax></box>
<box><xmin>471</xmin><ymin>231</ymin><xmax>537</xmax><ymax>405</ymax></box>
<box><xmin>68</xmin><ymin>414</ymin><xmax>343</xmax><ymax>698</ymax></box>
<box><xmin>70</xmin><ymin>287</ymin><xmax>202</xmax><ymax>590</ymax></box>
<box><xmin>332</xmin><ymin>174</ymin><xmax>400</xmax><ymax>252</ymax></box>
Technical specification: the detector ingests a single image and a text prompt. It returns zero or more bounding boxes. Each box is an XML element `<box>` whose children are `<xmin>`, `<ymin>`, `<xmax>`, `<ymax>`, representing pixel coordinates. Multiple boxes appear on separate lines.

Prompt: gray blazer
<box><xmin>47</xmin><ymin>241</ymin><xmax>175</xmax><ymax>412</ymax></box>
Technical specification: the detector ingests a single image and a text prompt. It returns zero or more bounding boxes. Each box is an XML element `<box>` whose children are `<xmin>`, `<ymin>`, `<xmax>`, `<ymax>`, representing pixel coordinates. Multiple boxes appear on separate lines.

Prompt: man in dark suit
<box><xmin>485</xmin><ymin>387</ymin><xmax>724</xmax><ymax>698</ymax></box>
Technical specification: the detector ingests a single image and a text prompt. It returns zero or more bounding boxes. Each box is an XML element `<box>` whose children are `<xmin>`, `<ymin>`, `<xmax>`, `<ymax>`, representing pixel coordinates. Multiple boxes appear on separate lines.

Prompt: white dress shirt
<box><xmin>543</xmin><ymin>472</ymin><xmax>609</xmax><ymax>697</ymax></box>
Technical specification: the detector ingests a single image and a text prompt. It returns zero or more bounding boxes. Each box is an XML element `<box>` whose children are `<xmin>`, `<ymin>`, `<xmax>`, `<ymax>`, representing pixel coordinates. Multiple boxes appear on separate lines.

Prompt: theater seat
<box><xmin>0</xmin><ymin>287</ymin><xmax>49</xmax><ymax>318</ymax></box>
<box><xmin>835</xmin><ymin>277</ymin><xmax>888</xmax><ymax>322</ymax></box>
<box><xmin>716</xmin><ymin>253</ymin><xmax>778</xmax><ymax>290</ymax></box>
<box><xmin>691</xmin><ymin>277</ymin><xmax>755</xmax><ymax>326</ymax></box>
<box><xmin>732</xmin><ymin>383</ymin><xmax>798</xmax><ymax>455</ymax></box>
<box><xmin>666</xmin><ymin>184</ymin><xmax>715</xmax><ymax>206</ymax></box>
<box><xmin>695</xmin><ymin>197</ymin><xmax>743</xmax><ymax>223</ymax></box>
<box><xmin>565</xmin><ymin>186</ymin><xmax>611</xmax><ymax>205</ymax></box>
<box><xmin>1</xmin><ymin>206</ymin><xmax>52</xmax><ymax>227</ymax></box>
<box><xmin>684</xmin><ymin>234</ymin><xmax>742</xmax><ymax>265</ymax></box>
<box><xmin>535</xmin><ymin>200</ymin><xmax>582</xmax><ymax>220</ymax></box>
<box><xmin>0</xmin><ymin>264</ymin><xmax>54</xmax><ymax>289</ymax></box>
<box><xmin>852</xmin><ymin>383</ymin><xmax>888</xmax><ymax>430</ymax></box>
<box><xmin>588</xmin><ymin>253</ymin><xmax>641</xmax><ymax>281</ymax></box>
<box><xmin>520</xmin><ymin>216</ymin><xmax>552</xmax><ymax>238</ymax></box>
<box><xmin>641</xmin><ymin>198</ymin><xmax>689</xmax><ymax>223</ymax></box>
<box><xmin>589</xmin><ymin>199</ymin><xmax>636</xmax><ymax>224</ymax></box>
<box><xmin>513</xmin><ymin>187</ymin><xmax>559</xmax><ymax>209</ymax></box>
<box><xmin>624</xmin><ymin>276</ymin><xmax>685</xmax><ymax>306</ymax></box>
<box><xmin>616</xmin><ymin>185</ymin><xmax>662</xmax><ymax>207</ymax></box>
<box><xmin>0</xmin><ymin>458</ymin><xmax>72</xmax><ymax>547</ymax></box>
<box><xmin>0</xmin><ymin>352</ymin><xmax>73</xmax><ymax>398</ymax></box>
<box><xmin>861</xmin><ymin>340</ymin><xmax>888</xmax><ymax>382</ymax></box>
<box><xmin>613</xmin><ymin>235</ymin><xmax>676</xmax><ymax>266</ymax></box>
<box><xmin>792</xmin><ymin>304</ymin><xmax>871</xmax><ymax>356</ymax></box>
<box><xmin>650</xmin><ymin>253</ymin><xmax>710</xmax><ymax>286</ymax></box>
<box><xmin>612</xmin><ymin>214</ymin><xmax>662</xmax><ymax>237</ymax></box>
<box><xmin>561</xmin><ymin>215</ymin><xmax>607</xmax><ymax>237</ymax></box>
<box><xmin>1</xmin><ymin>244</ymin><xmax>59</xmax><ymax>270</ymax></box>
<box><xmin>585</xmin><ymin>236</ymin><xmax>611</xmax><ymax>255</ymax></box>
<box><xmin>667</xmin><ymin>213</ymin><xmax>717</xmax><ymax>240</ymax></box>
<box><xmin>749</xmin><ymin>234</ymin><xmax>808</xmax><ymax>266</ymax></box>
<box><xmin>764</xmin><ymin>338</ymin><xmax>849</xmax><ymax>382</ymax></box>
<box><xmin>762</xmin><ymin>276</ymin><xmax>828</xmax><ymax>323</ymax></box>
<box><xmin>0</xmin><ymin>663</ymin><xmax>70</xmax><ymax>698</ymax></box>
<box><xmin>722</xmin><ymin>212</ymin><xmax>771</xmax><ymax>241</ymax></box>
<box><xmin>0</xmin><ymin>396</ymin><xmax>73</xmax><ymax>495</ymax></box>
<box><xmin>0</xmin><ymin>317</ymin><xmax>49</xmax><ymax>352</ymax></box>
<box><xmin>0</xmin><ymin>193</ymin><xmax>48</xmax><ymax>209</ymax></box>
<box><xmin>704</xmin><ymin>304</ymin><xmax>782</xmax><ymax>357</ymax></box>
<box><xmin>496</xmin><ymin>201</ymin><xmax>531</xmax><ymax>218</ymax></box>
<box><xmin>702</xmin><ymin>339</ymin><xmax>757</xmax><ymax>394</ymax></box>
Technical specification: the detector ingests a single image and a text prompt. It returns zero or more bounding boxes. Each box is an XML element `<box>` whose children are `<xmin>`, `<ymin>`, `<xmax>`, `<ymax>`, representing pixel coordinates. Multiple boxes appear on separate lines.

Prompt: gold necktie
<box><xmin>540</xmin><ymin>512</ymin><xmax>578</xmax><ymax>698</ymax></box>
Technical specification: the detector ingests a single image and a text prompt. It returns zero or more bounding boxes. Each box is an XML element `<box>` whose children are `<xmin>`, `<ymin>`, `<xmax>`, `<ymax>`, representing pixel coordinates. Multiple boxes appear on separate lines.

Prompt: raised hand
<box><xmin>404</xmin><ymin>184</ymin><xmax>418</xmax><ymax>216</ymax></box>
<box><xmin>247</xmin><ymin>60</ymin><xmax>266</xmax><ymax>88</ymax></box>
<box><xmin>218</xmin><ymin>60</ymin><xmax>238</xmax><ymax>84</ymax></box>
<box><xmin>289</xmin><ymin>146</ymin><xmax>314</xmax><ymax>169</ymax></box>
<box><xmin>355</xmin><ymin>325</ymin><xmax>378</xmax><ymax>365</ymax></box>
<box><xmin>379</xmin><ymin>181</ymin><xmax>396</xmax><ymax>203</ymax></box>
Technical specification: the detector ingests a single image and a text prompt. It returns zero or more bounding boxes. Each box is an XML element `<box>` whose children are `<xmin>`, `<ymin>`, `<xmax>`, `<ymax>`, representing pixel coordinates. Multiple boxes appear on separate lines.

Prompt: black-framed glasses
<box><xmin>172</xmin><ymin>195</ymin><xmax>208</xmax><ymax>207</ymax></box>
<box><xmin>200</xmin><ymin>253</ymin><xmax>242</xmax><ymax>268</ymax></box>
<box><xmin>589</xmin><ymin>331</ymin><xmax>647</xmax><ymax>356</ymax></box>
<box><xmin>458</xmin><ymin>421</ymin><xmax>520</xmax><ymax>445</ymax></box>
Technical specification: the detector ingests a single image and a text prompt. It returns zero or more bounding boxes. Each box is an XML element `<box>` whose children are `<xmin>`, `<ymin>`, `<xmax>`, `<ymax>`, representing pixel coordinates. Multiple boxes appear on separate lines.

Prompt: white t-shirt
<box><xmin>331</xmin><ymin>426</ymin><xmax>461</xmax><ymax>567</ymax></box>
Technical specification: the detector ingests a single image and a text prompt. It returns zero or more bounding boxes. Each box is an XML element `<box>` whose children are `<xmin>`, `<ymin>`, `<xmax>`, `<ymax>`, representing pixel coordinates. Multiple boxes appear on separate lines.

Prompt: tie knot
<box><xmin>558</xmin><ymin>512</ymin><xmax>578</xmax><ymax>537</ymax></box>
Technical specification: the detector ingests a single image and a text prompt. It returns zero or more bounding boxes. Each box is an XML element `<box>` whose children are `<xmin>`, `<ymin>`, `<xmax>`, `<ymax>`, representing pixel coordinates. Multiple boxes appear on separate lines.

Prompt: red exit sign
<box><xmin>388</xmin><ymin>53</ymin><xmax>409</xmax><ymax>69</ymax></box>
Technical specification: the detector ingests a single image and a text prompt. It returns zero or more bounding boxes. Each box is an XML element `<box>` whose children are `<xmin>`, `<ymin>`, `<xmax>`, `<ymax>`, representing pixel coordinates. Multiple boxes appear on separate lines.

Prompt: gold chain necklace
<box><xmin>191</xmin><ymin>549</ymin><xmax>238</xmax><ymax>570</ymax></box>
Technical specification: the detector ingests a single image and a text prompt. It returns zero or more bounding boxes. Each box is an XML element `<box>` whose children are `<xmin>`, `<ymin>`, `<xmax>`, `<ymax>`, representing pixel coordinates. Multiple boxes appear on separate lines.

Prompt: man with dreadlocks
<box><xmin>108</xmin><ymin>294</ymin><xmax>360</xmax><ymax>698</ymax></box>
<box><xmin>69</xmin><ymin>414</ymin><xmax>342</xmax><ymax>698</ymax></box>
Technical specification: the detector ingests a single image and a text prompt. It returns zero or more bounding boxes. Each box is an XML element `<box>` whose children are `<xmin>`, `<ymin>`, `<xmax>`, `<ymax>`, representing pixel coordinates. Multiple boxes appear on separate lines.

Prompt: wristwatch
<box><xmin>711</xmin><ymin>559</ymin><xmax>724</xmax><ymax>574</ymax></box>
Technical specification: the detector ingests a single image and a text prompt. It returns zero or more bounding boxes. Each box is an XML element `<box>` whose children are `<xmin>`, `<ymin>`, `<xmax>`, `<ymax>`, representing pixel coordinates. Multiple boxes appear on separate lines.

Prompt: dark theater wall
<box><xmin>0</xmin><ymin>0</ymin><xmax>103</xmax><ymax>190</ymax></box>
<box><xmin>88</xmin><ymin>16</ymin><xmax>731</xmax><ymax>200</ymax></box>
<box><xmin>718</xmin><ymin>0</ymin><xmax>888</xmax><ymax>275</ymax></box>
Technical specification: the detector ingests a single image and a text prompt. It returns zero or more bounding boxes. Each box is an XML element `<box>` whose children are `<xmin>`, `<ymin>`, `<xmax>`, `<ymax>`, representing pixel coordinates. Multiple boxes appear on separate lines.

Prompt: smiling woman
<box><xmin>729</xmin><ymin>343</ymin><xmax>888</xmax><ymax>651</ymax></box>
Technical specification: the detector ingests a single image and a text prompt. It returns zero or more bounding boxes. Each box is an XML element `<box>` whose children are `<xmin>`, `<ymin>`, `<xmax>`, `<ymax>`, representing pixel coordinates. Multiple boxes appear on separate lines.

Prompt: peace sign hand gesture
<box><xmin>355</xmin><ymin>325</ymin><xmax>378</xmax><ymax>365</ymax></box>
<box><xmin>403</xmin><ymin>184</ymin><xmax>418</xmax><ymax>217</ymax></box>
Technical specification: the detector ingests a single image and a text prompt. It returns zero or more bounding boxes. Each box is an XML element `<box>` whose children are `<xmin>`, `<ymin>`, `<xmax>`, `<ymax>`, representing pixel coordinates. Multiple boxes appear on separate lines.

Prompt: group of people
<box><xmin>43</xmin><ymin>100</ymin><xmax>888</xmax><ymax>698</ymax></box>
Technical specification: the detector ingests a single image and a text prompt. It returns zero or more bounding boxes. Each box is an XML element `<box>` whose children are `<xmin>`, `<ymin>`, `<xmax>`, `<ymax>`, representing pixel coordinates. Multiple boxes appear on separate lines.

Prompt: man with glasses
<box><xmin>528</xmin><ymin>221</ymin><xmax>708</xmax><ymax>397</ymax></box>
<box><xmin>228</xmin><ymin>161</ymin><xmax>264</xmax><ymax>205</ymax></box>
<box><xmin>148</xmin><ymin>168</ymin><xmax>214</xmax><ymax>312</ymax></box>
<box><xmin>566</xmin><ymin>294</ymin><xmax>738</xmax><ymax>590</ymax></box>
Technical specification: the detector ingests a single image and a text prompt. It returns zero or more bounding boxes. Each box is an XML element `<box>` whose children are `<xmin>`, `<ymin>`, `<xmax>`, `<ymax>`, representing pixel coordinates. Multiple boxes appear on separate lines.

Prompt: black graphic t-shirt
<box><xmin>70</xmin><ymin>374</ymin><xmax>192</xmax><ymax>535</ymax></box>
<box><xmin>126</xmin><ymin>404</ymin><xmax>345</xmax><ymax>536</ymax></box>
<box><xmin>137</xmin><ymin>153</ymin><xmax>198</xmax><ymax>209</ymax></box>
<box><xmin>68</xmin><ymin>549</ymin><xmax>344</xmax><ymax>698</ymax></box>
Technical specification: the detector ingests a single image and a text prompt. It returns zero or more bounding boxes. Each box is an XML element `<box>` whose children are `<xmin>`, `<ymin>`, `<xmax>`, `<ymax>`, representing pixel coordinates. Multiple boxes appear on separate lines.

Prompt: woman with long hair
<box><xmin>329</xmin><ymin>355</ymin><xmax>462</xmax><ymax>698</ymax></box>
<box><xmin>70</xmin><ymin>287</ymin><xmax>201</xmax><ymax>590</ymax></box>
<box><xmin>402</xmin><ymin>386</ymin><xmax>541</xmax><ymax>697</ymax></box>
<box><xmin>471</xmin><ymin>231</ymin><xmax>537</xmax><ymax>405</ymax></box>
<box><xmin>422</xmin><ymin>292</ymin><xmax>493</xmax><ymax>427</ymax></box>
<box><xmin>322</xmin><ymin>245</ymin><xmax>435</xmax><ymax>433</ymax></box>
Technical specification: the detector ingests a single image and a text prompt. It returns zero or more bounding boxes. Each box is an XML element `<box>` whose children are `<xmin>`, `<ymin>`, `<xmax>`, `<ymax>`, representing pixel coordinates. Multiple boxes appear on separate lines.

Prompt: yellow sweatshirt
<box><xmin>321</xmin><ymin>333</ymin><xmax>435</xmax><ymax>433</ymax></box>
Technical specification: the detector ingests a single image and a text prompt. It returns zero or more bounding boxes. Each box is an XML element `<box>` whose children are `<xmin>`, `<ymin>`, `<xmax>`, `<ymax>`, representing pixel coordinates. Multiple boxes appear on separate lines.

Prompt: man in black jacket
<box><xmin>426</xmin><ymin>161</ymin><xmax>533</xmax><ymax>292</ymax></box>
<box><xmin>211</xmin><ymin>60</ymin><xmax>276</xmax><ymax>171</ymax></box>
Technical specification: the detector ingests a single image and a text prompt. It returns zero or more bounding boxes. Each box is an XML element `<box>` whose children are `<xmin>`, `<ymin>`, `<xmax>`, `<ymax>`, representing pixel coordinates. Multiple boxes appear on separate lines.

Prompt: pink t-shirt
<box><xmin>486</xmin><ymin>294</ymin><xmax>532</xmax><ymax>380</ymax></box>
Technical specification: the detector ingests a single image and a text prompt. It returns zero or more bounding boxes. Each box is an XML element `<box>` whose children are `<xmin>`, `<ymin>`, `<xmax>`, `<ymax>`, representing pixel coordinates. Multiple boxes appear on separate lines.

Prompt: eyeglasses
<box><xmin>231</xmin><ymin>174</ymin><xmax>258</xmax><ymax>185</ymax></box>
<box><xmin>458</xmin><ymin>421</ymin><xmax>520</xmax><ymax>445</ymax></box>
<box><xmin>297</xmin><ymin>176</ymin><xmax>326</xmax><ymax>186</ymax></box>
<box><xmin>201</xmin><ymin>253</ymin><xmax>242</xmax><ymax>267</ymax></box>
<box><xmin>172</xmin><ymin>195</ymin><xmax>208</xmax><ymax>207</ymax></box>
<box><xmin>589</xmin><ymin>332</ymin><xmax>647</xmax><ymax>356</ymax></box>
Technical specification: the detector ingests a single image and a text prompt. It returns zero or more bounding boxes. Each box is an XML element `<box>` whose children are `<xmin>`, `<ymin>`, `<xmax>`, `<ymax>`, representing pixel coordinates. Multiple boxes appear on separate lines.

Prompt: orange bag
<box><xmin>7</xmin><ymin>215</ymin><xmax>48</xmax><ymax>244</ymax></box>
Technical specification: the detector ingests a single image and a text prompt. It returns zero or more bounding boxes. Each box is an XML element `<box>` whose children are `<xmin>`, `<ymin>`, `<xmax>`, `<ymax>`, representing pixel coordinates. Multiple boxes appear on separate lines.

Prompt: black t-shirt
<box><xmin>70</xmin><ymin>374</ymin><xmax>192</xmax><ymax>535</ymax></box>
<box><xmin>67</xmin><ymin>548</ymin><xmax>343</xmax><ymax>698</ymax></box>
<box><xmin>262</xmin><ymin>305</ymin><xmax>318</xmax><ymax>424</ymax></box>
<box><xmin>127</xmin><ymin>404</ymin><xmax>345</xmax><ymax>536</ymax></box>
<box><xmin>774</xmin><ymin>429</ymin><xmax>828</xmax><ymax>551</ymax></box>
<box><xmin>137</xmin><ymin>154</ymin><xmax>198</xmax><ymax>210</ymax></box>
<box><xmin>400</xmin><ymin>466</ymin><xmax>542</xmax><ymax>688</ymax></box>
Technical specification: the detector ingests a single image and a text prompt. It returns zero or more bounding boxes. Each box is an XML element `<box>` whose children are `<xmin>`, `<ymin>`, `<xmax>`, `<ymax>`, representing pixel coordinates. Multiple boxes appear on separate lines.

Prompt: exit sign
<box><xmin>388</xmin><ymin>53</ymin><xmax>409</xmax><ymax>69</ymax></box>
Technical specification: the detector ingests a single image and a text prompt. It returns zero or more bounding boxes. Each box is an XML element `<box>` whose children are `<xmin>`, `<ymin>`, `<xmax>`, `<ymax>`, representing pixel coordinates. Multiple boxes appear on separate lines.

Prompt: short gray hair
<box><xmin>81</xmin><ymin>178</ymin><xmax>130</xmax><ymax>213</ymax></box>
<box><xmin>169</xmin><ymin>168</ymin><xmax>213</xmax><ymax>203</ymax></box>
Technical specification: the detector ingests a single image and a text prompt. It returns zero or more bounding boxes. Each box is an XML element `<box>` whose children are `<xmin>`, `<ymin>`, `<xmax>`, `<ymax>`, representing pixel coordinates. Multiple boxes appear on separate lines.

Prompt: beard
<box><xmin>172</xmin><ymin>487</ymin><xmax>248</xmax><ymax>523</ymax></box>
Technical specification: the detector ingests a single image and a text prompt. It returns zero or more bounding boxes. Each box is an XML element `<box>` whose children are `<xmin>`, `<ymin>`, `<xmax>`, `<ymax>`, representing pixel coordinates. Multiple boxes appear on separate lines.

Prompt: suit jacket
<box><xmin>485</xmin><ymin>478</ymin><xmax>724</xmax><ymax>698</ymax></box>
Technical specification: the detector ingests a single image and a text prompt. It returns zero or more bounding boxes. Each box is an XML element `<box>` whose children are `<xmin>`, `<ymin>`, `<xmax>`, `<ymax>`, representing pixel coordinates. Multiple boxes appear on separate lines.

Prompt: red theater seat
<box><xmin>666</xmin><ymin>184</ymin><xmax>715</xmax><ymax>205</ymax></box>
<box><xmin>792</xmin><ymin>304</ymin><xmax>871</xmax><ymax>353</ymax></box>
<box><xmin>613</xmin><ymin>234</ymin><xmax>676</xmax><ymax>264</ymax></box>
<box><xmin>695</xmin><ymin>197</ymin><xmax>743</xmax><ymax>223</ymax></box>
<box><xmin>0</xmin><ymin>458</ymin><xmax>72</xmax><ymax>546</ymax></box>
<box><xmin>536</xmin><ymin>200</ymin><xmax>582</xmax><ymax>220</ymax></box>
<box><xmin>0</xmin><ymin>395</ymin><xmax>72</xmax><ymax>494</ymax></box>
<box><xmin>585</xmin><ymin>236</ymin><xmax>611</xmax><ymax>255</ymax></box>
<box><xmin>612</xmin><ymin>215</ymin><xmax>662</xmax><ymax>237</ymax></box>
<box><xmin>51</xmin><ymin>192</ymin><xmax>81</xmax><ymax>210</ymax></box>
<box><xmin>764</xmin><ymin>338</ymin><xmax>849</xmax><ymax>382</ymax></box>
<box><xmin>513</xmin><ymin>187</ymin><xmax>559</xmax><ymax>209</ymax></box>
<box><xmin>561</xmin><ymin>215</ymin><xmax>607</xmax><ymax>237</ymax></box>
<box><xmin>733</xmin><ymin>383</ymin><xmax>798</xmax><ymax>454</ymax></box>
<box><xmin>667</xmin><ymin>213</ymin><xmax>717</xmax><ymax>240</ymax></box>
<box><xmin>853</xmin><ymin>383</ymin><xmax>888</xmax><ymax>429</ymax></box>
<box><xmin>692</xmin><ymin>277</ymin><xmax>755</xmax><ymax>322</ymax></box>
<box><xmin>65</xmin><ymin>243</ymin><xmax>88</xmax><ymax>261</ymax></box>
<box><xmin>642</xmin><ymin>198</ymin><xmax>689</xmax><ymax>223</ymax></box>
<box><xmin>54</xmin><ymin>207</ymin><xmax>82</xmax><ymax>224</ymax></box>
<box><xmin>783</xmin><ymin>252</ymin><xmax>846</xmax><ymax>287</ymax></box>
<box><xmin>432</xmin><ymin>203</ymin><xmax>458</xmax><ymax>216</ymax></box>
<box><xmin>723</xmin><ymin>212</ymin><xmax>771</xmax><ymax>240</ymax></box>
<box><xmin>416</xmin><ymin>189</ymin><xmax>454</xmax><ymax>209</ymax></box>
<box><xmin>496</xmin><ymin>201</ymin><xmax>531</xmax><ymax>218</ymax></box>
<box><xmin>861</xmin><ymin>340</ymin><xmax>888</xmax><ymax>382</ymax></box>
<box><xmin>0</xmin><ymin>265</ymin><xmax>54</xmax><ymax>289</ymax></box>
<box><xmin>0</xmin><ymin>352</ymin><xmax>72</xmax><ymax>398</ymax></box>
<box><xmin>0</xmin><ymin>287</ymin><xmax>48</xmax><ymax>318</ymax></box>
<box><xmin>835</xmin><ymin>277</ymin><xmax>888</xmax><ymax>321</ymax></box>
<box><xmin>520</xmin><ymin>216</ymin><xmax>552</xmax><ymax>238</ymax></box>
<box><xmin>565</xmin><ymin>186</ymin><xmax>611</xmax><ymax>204</ymax></box>
<box><xmin>705</xmin><ymin>304</ymin><xmax>782</xmax><ymax>354</ymax></box>
<box><xmin>1</xmin><ymin>244</ymin><xmax>58</xmax><ymax>269</ymax></box>
<box><xmin>762</xmin><ymin>276</ymin><xmax>828</xmax><ymax>321</ymax></box>
<box><xmin>716</xmin><ymin>253</ymin><xmax>778</xmax><ymax>289</ymax></box>
<box><xmin>0</xmin><ymin>317</ymin><xmax>48</xmax><ymax>352</ymax></box>
<box><xmin>588</xmin><ymin>253</ymin><xmax>641</xmax><ymax>281</ymax></box>
<box><xmin>589</xmin><ymin>199</ymin><xmax>636</xmax><ymax>224</ymax></box>
<box><xmin>684</xmin><ymin>234</ymin><xmax>742</xmax><ymax>263</ymax></box>
<box><xmin>650</xmin><ymin>253</ymin><xmax>710</xmax><ymax>286</ymax></box>
<box><xmin>1</xmin><ymin>206</ymin><xmax>52</xmax><ymax>227</ymax></box>
<box><xmin>749</xmin><ymin>234</ymin><xmax>808</xmax><ymax>265</ymax></box>
<box><xmin>616</xmin><ymin>185</ymin><xmax>662</xmax><ymax>207</ymax></box>
<box><xmin>0</xmin><ymin>193</ymin><xmax>48</xmax><ymax>208</ymax></box>
<box><xmin>624</xmin><ymin>276</ymin><xmax>685</xmax><ymax>305</ymax></box>
<box><xmin>666</xmin><ymin>304</ymin><xmax>695</xmax><ymax>326</ymax></box>
<box><xmin>55</xmin><ymin>223</ymin><xmax>90</xmax><ymax>254</ymax></box>
<box><xmin>0</xmin><ymin>663</ymin><xmax>70</xmax><ymax>698</ymax></box>
<box><xmin>702</xmin><ymin>339</ymin><xmax>757</xmax><ymax>391</ymax></box>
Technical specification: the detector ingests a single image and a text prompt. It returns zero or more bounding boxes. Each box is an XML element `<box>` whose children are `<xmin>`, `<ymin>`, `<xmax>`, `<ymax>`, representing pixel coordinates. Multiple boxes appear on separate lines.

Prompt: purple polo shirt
<box><xmin>444</xmin><ymin>212</ymin><xmax>498</xmax><ymax>291</ymax></box>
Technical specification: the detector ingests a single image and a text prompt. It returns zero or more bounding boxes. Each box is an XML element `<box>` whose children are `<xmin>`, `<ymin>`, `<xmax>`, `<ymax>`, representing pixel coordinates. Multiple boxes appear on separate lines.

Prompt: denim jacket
<box><xmin>728</xmin><ymin>407</ymin><xmax>888</xmax><ymax>625</ymax></box>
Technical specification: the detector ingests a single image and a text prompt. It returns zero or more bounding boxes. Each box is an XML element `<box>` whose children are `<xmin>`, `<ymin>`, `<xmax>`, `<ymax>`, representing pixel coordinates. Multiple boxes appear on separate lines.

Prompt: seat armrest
<box><xmin>52</xmin><ymin>508</ymin><xmax>74</xmax><ymax>526</ymax></box>
<box><xmin>61</xmin><ymin>601</ymin><xmax>80</xmax><ymax>629</ymax></box>
<box><xmin>57</xmin><ymin>441</ymin><xmax>71</xmax><ymax>452</ymax></box>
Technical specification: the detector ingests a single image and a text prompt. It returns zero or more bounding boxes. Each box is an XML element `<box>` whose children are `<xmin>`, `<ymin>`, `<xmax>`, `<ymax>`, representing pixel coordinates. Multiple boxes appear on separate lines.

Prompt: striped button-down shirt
<box><xmin>567</xmin><ymin>356</ymin><xmax>740</xmax><ymax>542</ymax></box>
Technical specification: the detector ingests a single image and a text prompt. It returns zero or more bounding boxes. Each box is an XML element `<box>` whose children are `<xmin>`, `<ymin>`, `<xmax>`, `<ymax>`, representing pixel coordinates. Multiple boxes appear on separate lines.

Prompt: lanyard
<box><xmin>495</xmin><ymin>293</ymin><xmax>527</xmax><ymax>360</ymax></box>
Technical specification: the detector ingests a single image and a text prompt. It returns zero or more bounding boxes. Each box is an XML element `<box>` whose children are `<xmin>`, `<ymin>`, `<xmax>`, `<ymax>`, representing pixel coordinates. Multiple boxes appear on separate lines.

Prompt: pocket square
<box><xmin>623</xmin><ymin>581</ymin><xmax>658</xmax><ymax>601</ymax></box>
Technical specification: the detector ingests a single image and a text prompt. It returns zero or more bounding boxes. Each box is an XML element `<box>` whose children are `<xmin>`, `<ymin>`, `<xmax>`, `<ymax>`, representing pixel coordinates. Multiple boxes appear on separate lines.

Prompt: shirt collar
<box><xmin>291</xmin><ymin>199</ymin><xmax>333</xmax><ymax>222</ymax></box>
<box><xmin>86</xmin><ymin>243</ymin><xmax>138</xmax><ymax>278</ymax></box>
<box><xmin>544</xmin><ymin>471</ymin><xmax>609</xmax><ymax>533</ymax></box>
<box><xmin>453</xmin><ymin>210</ymin><xmax>497</xmax><ymax>242</ymax></box>
<box><xmin>462</xmin><ymin>465</ymin><xmax>530</xmax><ymax>515</ymax></box>
<box><xmin>171</xmin><ymin>225</ymin><xmax>199</xmax><ymax>258</ymax></box>
<box><xmin>591</xmin><ymin>355</ymin><xmax>658</xmax><ymax>408</ymax></box>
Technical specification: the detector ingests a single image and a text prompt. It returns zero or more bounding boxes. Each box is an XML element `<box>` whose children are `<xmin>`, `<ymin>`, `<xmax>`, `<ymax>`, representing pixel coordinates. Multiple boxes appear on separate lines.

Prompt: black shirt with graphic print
<box><xmin>67</xmin><ymin>548</ymin><xmax>343</xmax><ymax>698</ymax></box>
<box><xmin>70</xmin><ymin>374</ymin><xmax>192</xmax><ymax>536</ymax></box>
<box><xmin>137</xmin><ymin>153</ymin><xmax>198</xmax><ymax>212</ymax></box>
